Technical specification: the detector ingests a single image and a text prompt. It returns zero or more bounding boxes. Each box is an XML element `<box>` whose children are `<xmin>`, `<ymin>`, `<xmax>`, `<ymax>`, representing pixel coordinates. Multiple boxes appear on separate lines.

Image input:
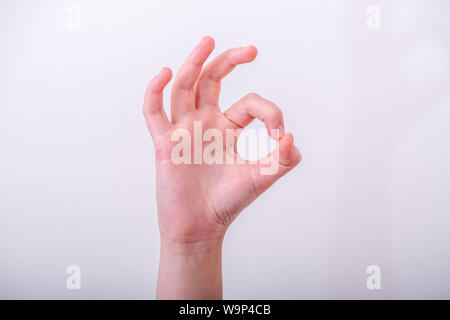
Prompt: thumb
<box><xmin>252</xmin><ymin>133</ymin><xmax>302</xmax><ymax>193</ymax></box>
<box><xmin>277</xmin><ymin>133</ymin><xmax>302</xmax><ymax>167</ymax></box>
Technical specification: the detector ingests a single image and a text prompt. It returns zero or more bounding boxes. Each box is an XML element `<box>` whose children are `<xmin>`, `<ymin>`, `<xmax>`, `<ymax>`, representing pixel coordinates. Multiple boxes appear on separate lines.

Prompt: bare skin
<box><xmin>143</xmin><ymin>36</ymin><xmax>302</xmax><ymax>299</ymax></box>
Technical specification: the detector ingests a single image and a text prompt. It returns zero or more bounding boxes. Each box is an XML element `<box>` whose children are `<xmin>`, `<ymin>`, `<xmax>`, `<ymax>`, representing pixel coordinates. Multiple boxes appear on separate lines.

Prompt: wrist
<box><xmin>160</xmin><ymin>235</ymin><xmax>224</xmax><ymax>256</ymax></box>
<box><xmin>157</xmin><ymin>235</ymin><xmax>224</xmax><ymax>300</ymax></box>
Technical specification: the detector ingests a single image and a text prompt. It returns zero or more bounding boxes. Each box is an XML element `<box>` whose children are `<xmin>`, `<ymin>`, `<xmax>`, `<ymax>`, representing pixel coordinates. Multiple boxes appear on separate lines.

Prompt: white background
<box><xmin>1</xmin><ymin>0</ymin><xmax>449</xmax><ymax>299</ymax></box>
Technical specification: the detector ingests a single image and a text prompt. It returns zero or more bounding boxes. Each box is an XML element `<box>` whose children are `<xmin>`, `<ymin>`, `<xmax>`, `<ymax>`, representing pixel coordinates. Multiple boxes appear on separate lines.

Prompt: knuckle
<box><xmin>271</xmin><ymin>106</ymin><xmax>282</xmax><ymax>118</ymax></box>
<box><xmin>266</xmin><ymin>103</ymin><xmax>282</xmax><ymax>120</ymax></box>
<box><xmin>244</xmin><ymin>92</ymin><xmax>260</xmax><ymax>101</ymax></box>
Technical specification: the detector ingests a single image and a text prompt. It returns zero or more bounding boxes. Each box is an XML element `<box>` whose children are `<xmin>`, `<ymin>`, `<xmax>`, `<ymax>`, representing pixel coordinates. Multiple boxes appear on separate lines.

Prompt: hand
<box><xmin>143</xmin><ymin>37</ymin><xmax>301</xmax><ymax>299</ymax></box>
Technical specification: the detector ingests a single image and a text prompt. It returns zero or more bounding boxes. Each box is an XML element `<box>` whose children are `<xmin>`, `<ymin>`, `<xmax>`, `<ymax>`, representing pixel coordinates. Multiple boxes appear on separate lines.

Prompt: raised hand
<box><xmin>143</xmin><ymin>37</ymin><xmax>301</xmax><ymax>299</ymax></box>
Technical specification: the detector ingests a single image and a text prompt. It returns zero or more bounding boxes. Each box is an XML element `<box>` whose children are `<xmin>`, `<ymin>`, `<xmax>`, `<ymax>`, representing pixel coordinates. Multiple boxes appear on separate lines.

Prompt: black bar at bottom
<box><xmin>0</xmin><ymin>299</ymin><xmax>447</xmax><ymax>318</ymax></box>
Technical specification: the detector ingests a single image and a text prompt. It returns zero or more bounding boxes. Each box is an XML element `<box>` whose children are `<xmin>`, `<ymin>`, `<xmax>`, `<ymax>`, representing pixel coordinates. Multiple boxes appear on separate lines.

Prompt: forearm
<box><xmin>156</xmin><ymin>237</ymin><xmax>224</xmax><ymax>299</ymax></box>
